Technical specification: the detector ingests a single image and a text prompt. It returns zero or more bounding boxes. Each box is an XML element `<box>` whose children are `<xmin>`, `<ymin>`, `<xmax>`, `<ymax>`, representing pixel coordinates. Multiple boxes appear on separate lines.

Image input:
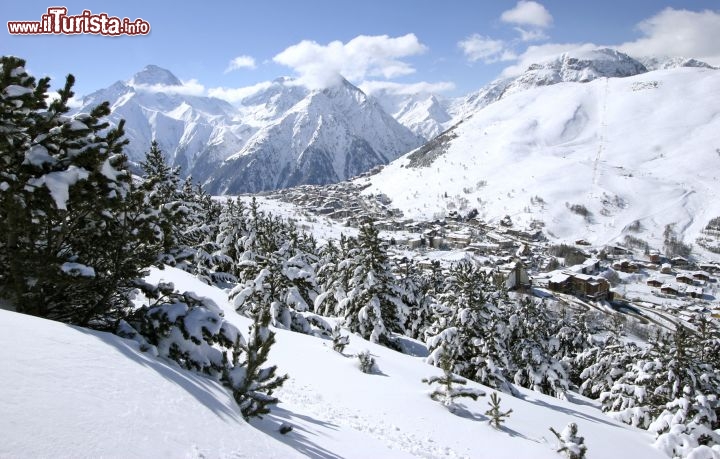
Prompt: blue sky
<box><xmin>3</xmin><ymin>1</ymin><xmax>720</xmax><ymax>101</ymax></box>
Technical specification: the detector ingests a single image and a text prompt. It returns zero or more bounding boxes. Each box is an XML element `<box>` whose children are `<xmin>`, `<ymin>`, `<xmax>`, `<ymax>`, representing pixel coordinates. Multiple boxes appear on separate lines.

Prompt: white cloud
<box><xmin>359</xmin><ymin>80</ymin><xmax>455</xmax><ymax>96</ymax></box>
<box><xmin>458</xmin><ymin>34</ymin><xmax>517</xmax><ymax>63</ymax></box>
<box><xmin>501</xmin><ymin>1</ymin><xmax>553</xmax><ymax>28</ymax></box>
<box><xmin>130</xmin><ymin>79</ymin><xmax>206</xmax><ymax>96</ymax></box>
<box><xmin>224</xmin><ymin>55</ymin><xmax>257</xmax><ymax>73</ymax></box>
<box><xmin>619</xmin><ymin>8</ymin><xmax>720</xmax><ymax>65</ymax></box>
<box><xmin>514</xmin><ymin>27</ymin><xmax>548</xmax><ymax>42</ymax></box>
<box><xmin>273</xmin><ymin>34</ymin><xmax>428</xmax><ymax>89</ymax></box>
<box><xmin>500</xmin><ymin>42</ymin><xmax>598</xmax><ymax>77</ymax></box>
<box><xmin>207</xmin><ymin>81</ymin><xmax>273</xmax><ymax>103</ymax></box>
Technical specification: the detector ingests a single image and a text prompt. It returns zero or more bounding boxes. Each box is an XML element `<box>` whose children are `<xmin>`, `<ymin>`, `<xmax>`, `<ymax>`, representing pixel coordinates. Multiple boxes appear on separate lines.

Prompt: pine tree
<box><xmin>485</xmin><ymin>392</ymin><xmax>513</xmax><ymax>428</ymax></box>
<box><xmin>577</xmin><ymin>340</ymin><xmax>642</xmax><ymax>400</ymax></box>
<box><xmin>224</xmin><ymin>307</ymin><xmax>289</xmax><ymax>420</ymax></box>
<box><xmin>314</xmin><ymin>237</ymin><xmax>354</xmax><ymax>317</ymax></box>
<box><xmin>331</xmin><ymin>325</ymin><xmax>350</xmax><ymax>353</ymax></box>
<box><xmin>340</xmin><ymin>220</ymin><xmax>406</xmax><ymax>349</ymax></box>
<box><xmin>0</xmin><ymin>57</ymin><xmax>159</xmax><ymax>327</ymax></box>
<box><xmin>550</xmin><ymin>423</ymin><xmax>587</xmax><ymax>459</ymax></box>
<box><xmin>422</xmin><ymin>345</ymin><xmax>485</xmax><ymax>409</ymax></box>
<box><xmin>357</xmin><ymin>349</ymin><xmax>376</xmax><ymax>373</ymax></box>
<box><xmin>425</xmin><ymin>261</ymin><xmax>514</xmax><ymax>393</ymax></box>
<box><xmin>398</xmin><ymin>257</ymin><xmax>435</xmax><ymax>340</ymax></box>
<box><xmin>508</xmin><ymin>297</ymin><xmax>569</xmax><ymax>399</ymax></box>
<box><xmin>123</xmin><ymin>285</ymin><xmax>245</xmax><ymax>376</ymax></box>
<box><xmin>228</xmin><ymin>205</ymin><xmax>326</xmax><ymax>336</ymax></box>
<box><xmin>139</xmin><ymin>140</ymin><xmax>181</xmax><ymax>265</ymax></box>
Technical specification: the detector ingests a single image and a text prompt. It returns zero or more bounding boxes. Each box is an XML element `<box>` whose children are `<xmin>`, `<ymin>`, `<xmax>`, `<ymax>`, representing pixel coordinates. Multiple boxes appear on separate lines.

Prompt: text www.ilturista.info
<box><xmin>7</xmin><ymin>7</ymin><xmax>150</xmax><ymax>36</ymax></box>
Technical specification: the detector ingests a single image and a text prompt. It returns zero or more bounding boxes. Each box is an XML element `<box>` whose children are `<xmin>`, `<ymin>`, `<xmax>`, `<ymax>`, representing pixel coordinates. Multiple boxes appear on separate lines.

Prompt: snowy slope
<box><xmin>0</xmin><ymin>308</ymin><xmax>301</xmax><ymax>459</ymax></box>
<box><xmin>205</xmin><ymin>78</ymin><xmax>422</xmax><ymax>194</ymax></box>
<box><xmin>361</xmin><ymin>66</ymin><xmax>720</xmax><ymax>250</ymax></box>
<box><xmin>0</xmin><ymin>266</ymin><xmax>664</xmax><ymax>458</ymax></box>
<box><xmin>76</xmin><ymin>65</ymin><xmax>254</xmax><ymax>179</ymax></box>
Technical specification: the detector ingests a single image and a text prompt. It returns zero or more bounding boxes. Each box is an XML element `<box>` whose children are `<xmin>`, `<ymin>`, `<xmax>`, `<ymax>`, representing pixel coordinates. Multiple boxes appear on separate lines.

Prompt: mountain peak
<box><xmin>129</xmin><ymin>65</ymin><xmax>182</xmax><ymax>87</ymax></box>
<box><xmin>526</xmin><ymin>48</ymin><xmax>647</xmax><ymax>81</ymax></box>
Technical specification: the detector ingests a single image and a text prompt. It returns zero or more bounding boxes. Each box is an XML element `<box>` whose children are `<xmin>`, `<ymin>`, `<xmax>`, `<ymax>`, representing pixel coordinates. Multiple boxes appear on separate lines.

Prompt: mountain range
<box><xmin>73</xmin><ymin>49</ymin><xmax>719</xmax><ymax>248</ymax></box>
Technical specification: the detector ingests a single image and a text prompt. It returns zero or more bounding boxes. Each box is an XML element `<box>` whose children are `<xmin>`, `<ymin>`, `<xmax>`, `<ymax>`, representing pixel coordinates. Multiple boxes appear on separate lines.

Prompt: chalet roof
<box><xmin>660</xmin><ymin>283</ymin><xmax>682</xmax><ymax>292</ymax></box>
<box><xmin>549</xmin><ymin>273</ymin><xmax>571</xmax><ymax>284</ymax></box>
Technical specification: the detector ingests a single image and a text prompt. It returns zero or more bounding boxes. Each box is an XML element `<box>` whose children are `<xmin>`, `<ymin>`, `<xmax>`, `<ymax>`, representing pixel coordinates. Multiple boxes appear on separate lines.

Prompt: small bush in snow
<box><xmin>331</xmin><ymin>325</ymin><xmax>349</xmax><ymax>353</ymax></box>
<box><xmin>550</xmin><ymin>423</ymin><xmax>587</xmax><ymax>459</ymax></box>
<box><xmin>422</xmin><ymin>352</ymin><xmax>485</xmax><ymax>408</ymax></box>
<box><xmin>357</xmin><ymin>350</ymin><xmax>376</xmax><ymax>373</ymax></box>
<box><xmin>485</xmin><ymin>392</ymin><xmax>513</xmax><ymax>428</ymax></box>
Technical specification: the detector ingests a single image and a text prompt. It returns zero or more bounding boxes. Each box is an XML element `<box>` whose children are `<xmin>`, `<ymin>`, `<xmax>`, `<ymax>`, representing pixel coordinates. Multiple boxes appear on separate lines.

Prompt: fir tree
<box><xmin>425</xmin><ymin>261</ymin><xmax>514</xmax><ymax>393</ymax></box>
<box><xmin>331</xmin><ymin>325</ymin><xmax>350</xmax><ymax>353</ymax></box>
<box><xmin>422</xmin><ymin>345</ymin><xmax>485</xmax><ymax>409</ymax></box>
<box><xmin>139</xmin><ymin>140</ymin><xmax>181</xmax><ymax>265</ymax></box>
<box><xmin>357</xmin><ymin>350</ymin><xmax>376</xmax><ymax>373</ymax></box>
<box><xmin>340</xmin><ymin>220</ymin><xmax>406</xmax><ymax>349</ymax></box>
<box><xmin>0</xmin><ymin>58</ymin><xmax>159</xmax><ymax>327</ymax></box>
<box><xmin>224</xmin><ymin>307</ymin><xmax>289</xmax><ymax>420</ymax></box>
<box><xmin>398</xmin><ymin>257</ymin><xmax>435</xmax><ymax>341</ymax></box>
<box><xmin>508</xmin><ymin>297</ymin><xmax>569</xmax><ymax>399</ymax></box>
<box><xmin>485</xmin><ymin>392</ymin><xmax>513</xmax><ymax>428</ymax></box>
<box><xmin>550</xmin><ymin>423</ymin><xmax>587</xmax><ymax>459</ymax></box>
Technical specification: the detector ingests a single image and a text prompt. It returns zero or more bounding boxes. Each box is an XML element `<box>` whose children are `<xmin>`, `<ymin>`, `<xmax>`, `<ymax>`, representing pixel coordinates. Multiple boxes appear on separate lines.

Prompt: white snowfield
<box><xmin>362</xmin><ymin>67</ymin><xmax>720</xmax><ymax>252</ymax></box>
<box><xmin>0</xmin><ymin>267</ymin><xmax>664</xmax><ymax>458</ymax></box>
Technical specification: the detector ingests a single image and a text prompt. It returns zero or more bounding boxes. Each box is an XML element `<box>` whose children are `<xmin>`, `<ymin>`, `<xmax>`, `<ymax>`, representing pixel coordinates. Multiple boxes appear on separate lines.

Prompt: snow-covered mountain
<box><xmin>450</xmin><ymin>49</ymin><xmax>649</xmax><ymax>122</ymax></box>
<box><xmin>381</xmin><ymin>49</ymin><xmax>654</xmax><ymax>140</ymax></box>
<box><xmin>394</xmin><ymin>94</ymin><xmax>451</xmax><ymax>140</ymax></box>
<box><xmin>205</xmin><ymin>78</ymin><xmax>423</xmax><ymax>194</ymax></box>
<box><xmin>76</xmin><ymin>65</ymin><xmax>255</xmax><ymax>178</ymax></box>
<box><xmin>638</xmin><ymin>56</ymin><xmax>718</xmax><ymax>71</ymax></box>
<box><xmin>360</xmin><ymin>64</ymin><xmax>720</xmax><ymax>251</ymax></box>
<box><xmin>235</xmin><ymin>76</ymin><xmax>309</xmax><ymax>128</ymax></box>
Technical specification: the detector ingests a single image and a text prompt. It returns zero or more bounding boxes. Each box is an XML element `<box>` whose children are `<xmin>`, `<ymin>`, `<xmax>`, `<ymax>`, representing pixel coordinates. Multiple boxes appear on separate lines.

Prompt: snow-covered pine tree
<box><xmin>485</xmin><ymin>392</ymin><xmax>513</xmax><ymax>428</ymax></box>
<box><xmin>340</xmin><ymin>220</ymin><xmax>406</xmax><ymax>350</ymax></box>
<box><xmin>600</xmin><ymin>326</ymin><xmax>720</xmax><ymax>431</ymax></box>
<box><xmin>331</xmin><ymin>325</ymin><xmax>350</xmax><ymax>353</ymax></box>
<box><xmin>122</xmin><ymin>283</ymin><xmax>244</xmax><ymax>376</ymax></box>
<box><xmin>139</xmin><ymin>140</ymin><xmax>182</xmax><ymax>266</ymax></box>
<box><xmin>422</xmin><ymin>345</ymin><xmax>485</xmax><ymax>409</ymax></box>
<box><xmin>228</xmin><ymin>202</ymin><xmax>327</xmax><ymax>336</ymax></box>
<box><xmin>426</xmin><ymin>261</ymin><xmax>513</xmax><ymax>393</ymax></box>
<box><xmin>175</xmin><ymin>177</ymin><xmax>221</xmax><ymax>278</ymax></box>
<box><xmin>202</xmin><ymin>198</ymin><xmax>246</xmax><ymax>285</ymax></box>
<box><xmin>577</xmin><ymin>340</ymin><xmax>642</xmax><ymax>400</ymax></box>
<box><xmin>357</xmin><ymin>349</ymin><xmax>376</xmax><ymax>373</ymax></box>
<box><xmin>397</xmin><ymin>257</ymin><xmax>435</xmax><ymax>341</ymax></box>
<box><xmin>314</xmin><ymin>236</ymin><xmax>355</xmax><ymax>317</ymax></box>
<box><xmin>552</xmin><ymin>308</ymin><xmax>595</xmax><ymax>387</ymax></box>
<box><xmin>549</xmin><ymin>423</ymin><xmax>587</xmax><ymax>459</ymax></box>
<box><xmin>0</xmin><ymin>58</ymin><xmax>160</xmax><ymax>327</ymax></box>
<box><xmin>224</xmin><ymin>307</ymin><xmax>289</xmax><ymax>420</ymax></box>
<box><xmin>508</xmin><ymin>297</ymin><xmax>569</xmax><ymax>399</ymax></box>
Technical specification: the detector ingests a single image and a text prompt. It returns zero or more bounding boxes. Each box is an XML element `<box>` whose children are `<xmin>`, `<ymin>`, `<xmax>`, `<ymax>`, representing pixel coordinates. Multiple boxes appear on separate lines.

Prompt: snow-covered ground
<box><xmin>1</xmin><ymin>266</ymin><xmax>665</xmax><ymax>458</ymax></box>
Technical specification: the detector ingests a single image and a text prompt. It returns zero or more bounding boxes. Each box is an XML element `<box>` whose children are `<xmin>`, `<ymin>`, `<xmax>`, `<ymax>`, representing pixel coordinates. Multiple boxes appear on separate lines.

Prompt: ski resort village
<box><xmin>2</xmin><ymin>1</ymin><xmax>720</xmax><ymax>458</ymax></box>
